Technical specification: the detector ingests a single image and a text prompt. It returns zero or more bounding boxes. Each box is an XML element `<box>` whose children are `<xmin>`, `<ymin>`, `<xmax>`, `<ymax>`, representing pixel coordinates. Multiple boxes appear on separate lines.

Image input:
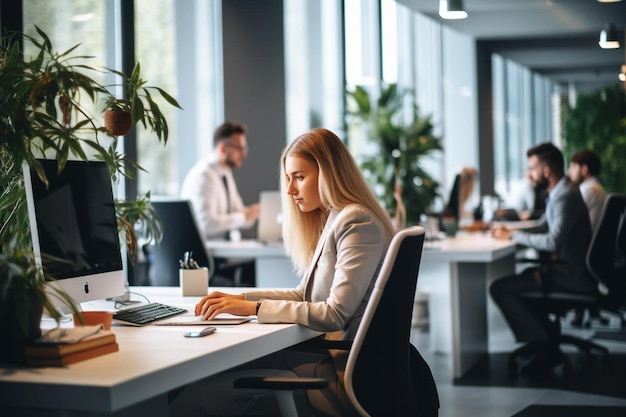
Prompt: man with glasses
<box><xmin>181</xmin><ymin>122</ymin><xmax>259</xmax><ymax>286</ymax></box>
<box><xmin>182</xmin><ymin>121</ymin><xmax>260</xmax><ymax>240</ymax></box>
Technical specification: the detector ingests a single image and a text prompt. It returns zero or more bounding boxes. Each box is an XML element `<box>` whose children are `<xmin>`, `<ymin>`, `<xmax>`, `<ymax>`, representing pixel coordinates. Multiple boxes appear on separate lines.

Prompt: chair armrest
<box><xmin>234</xmin><ymin>376</ymin><xmax>328</xmax><ymax>390</ymax></box>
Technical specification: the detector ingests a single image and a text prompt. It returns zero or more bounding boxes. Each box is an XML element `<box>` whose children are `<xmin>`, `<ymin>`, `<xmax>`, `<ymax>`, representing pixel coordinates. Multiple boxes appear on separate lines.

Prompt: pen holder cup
<box><xmin>179</xmin><ymin>267</ymin><xmax>209</xmax><ymax>296</ymax></box>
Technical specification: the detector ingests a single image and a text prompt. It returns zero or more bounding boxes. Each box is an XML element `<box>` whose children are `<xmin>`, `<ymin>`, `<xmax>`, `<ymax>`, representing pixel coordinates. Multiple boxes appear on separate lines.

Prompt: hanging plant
<box><xmin>104</xmin><ymin>62</ymin><xmax>180</xmax><ymax>141</ymax></box>
<box><xmin>104</xmin><ymin>108</ymin><xmax>133</xmax><ymax>136</ymax></box>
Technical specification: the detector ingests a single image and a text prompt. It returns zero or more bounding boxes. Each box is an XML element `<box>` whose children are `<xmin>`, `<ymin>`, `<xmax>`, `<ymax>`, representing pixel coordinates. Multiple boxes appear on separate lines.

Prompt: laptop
<box><xmin>257</xmin><ymin>190</ymin><xmax>283</xmax><ymax>244</ymax></box>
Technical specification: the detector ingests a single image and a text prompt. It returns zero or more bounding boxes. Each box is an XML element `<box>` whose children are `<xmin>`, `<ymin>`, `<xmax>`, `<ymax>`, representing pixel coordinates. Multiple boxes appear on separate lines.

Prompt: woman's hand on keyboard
<box><xmin>195</xmin><ymin>291</ymin><xmax>252</xmax><ymax>320</ymax></box>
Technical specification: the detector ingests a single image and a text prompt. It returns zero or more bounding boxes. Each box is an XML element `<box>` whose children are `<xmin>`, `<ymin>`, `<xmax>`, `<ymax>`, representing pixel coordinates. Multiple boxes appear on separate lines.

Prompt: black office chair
<box><xmin>509</xmin><ymin>193</ymin><xmax>626</xmax><ymax>372</ymax></box>
<box><xmin>612</xmin><ymin>204</ymin><xmax>626</xmax><ymax>326</ymax></box>
<box><xmin>587</xmin><ymin>193</ymin><xmax>626</xmax><ymax>328</ymax></box>
<box><xmin>146</xmin><ymin>199</ymin><xmax>243</xmax><ymax>287</ymax></box>
<box><xmin>233</xmin><ymin>226</ymin><xmax>439</xmax><ymax>417</ymax></box>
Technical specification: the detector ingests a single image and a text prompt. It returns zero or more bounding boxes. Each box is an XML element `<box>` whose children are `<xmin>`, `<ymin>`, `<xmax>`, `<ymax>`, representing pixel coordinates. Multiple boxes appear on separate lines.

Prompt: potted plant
<box><xmin>0</xmin><ymin>26</ymin><xmax>179</xmax><ymax>363</ymax></box>
<box><xmin>346</xmin><ymin>83</ymin><xmax>443</xmax><ymax>227</ymax></box>
<box><xmin>103</xmin><ymin>62</ymin><xmax>179</xmax><ymax>139</ymax></box>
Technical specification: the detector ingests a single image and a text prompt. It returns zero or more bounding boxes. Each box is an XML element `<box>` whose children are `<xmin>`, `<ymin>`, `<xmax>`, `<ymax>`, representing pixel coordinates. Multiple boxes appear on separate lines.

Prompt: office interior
<box><xmin>4</xmin><ymin>0</ymin><xmax>625</xmax><ymax>211</ymax></box>
<box><xmin>2</xmin><ymin>1</ymin><xmax>626</xmax><ymax>416</ymax></box>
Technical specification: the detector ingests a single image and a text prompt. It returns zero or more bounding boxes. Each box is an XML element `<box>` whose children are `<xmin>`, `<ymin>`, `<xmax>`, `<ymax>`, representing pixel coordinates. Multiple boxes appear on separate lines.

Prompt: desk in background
<box><xmin>206</xmin><ymin>240</ymin><xmax>298</xmax><ymax>287</ymax></box>
<box><xmin>420</xmin><ymin>232</ymin><xmax>517</xmax><ymax>378</ymax></box>
<box><xmin>0</xmin><ymin>287</ymin><xmax>322</xmax><ymax>417</ymax></box>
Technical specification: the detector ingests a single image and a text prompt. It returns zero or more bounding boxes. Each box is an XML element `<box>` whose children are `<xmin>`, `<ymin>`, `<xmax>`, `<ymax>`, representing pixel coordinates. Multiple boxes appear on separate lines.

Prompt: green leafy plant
<box><xmin>104</xmin><ymin>62</ymin><xmax>180</xmax><ymax>140</ymax></box>
<box><xmin>563</xmin><ymin>84</ymin><xmax>626</xmax><ymax>193</ymax></box>
<box><xmin>0</xmin><ymin>26</ymin><xmax>178</xmax><ymax>348</ymax></box>
<box><xmin>346</xmin><ymin>83</ymin><xmax>443</xmax><ymax>227</ymax></box>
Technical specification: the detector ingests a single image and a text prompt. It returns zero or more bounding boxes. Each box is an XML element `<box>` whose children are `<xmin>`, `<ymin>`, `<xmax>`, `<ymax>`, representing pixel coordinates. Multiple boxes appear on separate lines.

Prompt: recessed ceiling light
<box><xmin>598</xmin><ymin>23</ymin><xmax>621</xmax><ymax>49</ymax></box>
<box><xmin>439</xmin><ymin>0</ymin><xmax>468</xmax><ymax>20</ymax></box>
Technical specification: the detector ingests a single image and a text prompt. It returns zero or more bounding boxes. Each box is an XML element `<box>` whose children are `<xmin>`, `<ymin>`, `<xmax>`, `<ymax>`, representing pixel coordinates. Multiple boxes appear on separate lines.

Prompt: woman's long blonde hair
<box><xmin>280</xmin><ymin>128</ymin><xmax>395</xmax><ymax>276</ymax></box>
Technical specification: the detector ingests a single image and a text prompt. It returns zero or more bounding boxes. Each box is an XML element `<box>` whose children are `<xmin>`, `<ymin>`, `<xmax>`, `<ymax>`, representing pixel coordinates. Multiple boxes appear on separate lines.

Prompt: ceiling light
<box><xmin>597</xmin><ymin>0</ymin><xmax>623</xmax><ymax>3</ymax></box>
<box><xmin>439</xmin><ymin>0</ymin><xmax>468</xmax><ymax>20</ymax></box>
<box><xmin>598</xmin><ymin>23</ymin><xmax>620</xmax><ymax>49</ymax></box>
<box><xmin>619</xmin><ymin>65</ymin><xmax>626</xmax><ymax>82</ymax></box>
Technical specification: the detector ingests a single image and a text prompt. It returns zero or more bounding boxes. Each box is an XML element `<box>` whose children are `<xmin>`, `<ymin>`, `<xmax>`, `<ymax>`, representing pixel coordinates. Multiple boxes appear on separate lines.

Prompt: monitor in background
<box><xmin>257</xmin><ymin>190</ymin><xmax>282</xmax><ymax>244</ymax></box>
<box><xmin>23</xmin><ymin>159</ymin><xmax>125</xmax><ymax>314</ymax></box>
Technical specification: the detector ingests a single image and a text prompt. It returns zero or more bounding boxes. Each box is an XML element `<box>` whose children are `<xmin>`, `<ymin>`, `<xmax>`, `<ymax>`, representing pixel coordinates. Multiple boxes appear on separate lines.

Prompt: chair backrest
<box><xmin>146</xmin><ymin>199</ymin><xmax>214</xmax><ymax>286</ymax></box>
<box><xmin>586</xmin><ymin>193</ymin><xmax>626</xmax><ymax>293</ymax></box>
<box><xmin>344</xmin><ymin>226</ymin><xmax>438</xmax><ymax>416</ymax></box>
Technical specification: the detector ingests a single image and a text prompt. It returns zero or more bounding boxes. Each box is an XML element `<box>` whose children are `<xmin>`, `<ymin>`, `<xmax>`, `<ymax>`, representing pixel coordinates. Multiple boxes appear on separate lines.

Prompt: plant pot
<box><xmin>104</xmin><ymin>109</ymin><xmax>133</xmax><ymax>136</ymax></box>
<box><xmin>0</xmin><ymin>290</ymin><xmax>44</xmax><ymax>365</ymax></box>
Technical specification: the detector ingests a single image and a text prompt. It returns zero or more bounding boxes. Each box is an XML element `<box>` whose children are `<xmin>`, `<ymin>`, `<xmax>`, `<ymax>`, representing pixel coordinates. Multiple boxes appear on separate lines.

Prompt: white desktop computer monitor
<box><xmin>23</xmin><ymin>159</ymin><xmax>125</xmax><ymax>314</ymax></box>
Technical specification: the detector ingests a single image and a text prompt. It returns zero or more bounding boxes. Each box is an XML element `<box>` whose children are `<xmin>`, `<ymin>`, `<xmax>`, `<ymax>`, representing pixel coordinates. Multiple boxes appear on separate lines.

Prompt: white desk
<box><xmin>206</xmin><ymin>233</ymin><xmax>518</xmax><ymax>379</ymax></box>
<box><xmin>206</xmin><ymin>240</ymin><xmax>298</xmax><ymax>287</ymax></box>
<box><xmin>0</xmin><ymin>287</ymin><xmax>322</xmax><ymax>417</ymax></box>
<box><xmin>419</xmin><ymin>232</ymin><xmax>517</xmax><ymax>378</ymax></box>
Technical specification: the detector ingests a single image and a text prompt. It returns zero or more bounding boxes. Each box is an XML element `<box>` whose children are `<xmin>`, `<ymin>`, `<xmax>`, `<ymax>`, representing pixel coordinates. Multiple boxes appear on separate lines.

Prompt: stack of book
<box><xmin>25</xmin><ymin>330</ymin><xmax>119</xmax><ymax>366</ymax></box>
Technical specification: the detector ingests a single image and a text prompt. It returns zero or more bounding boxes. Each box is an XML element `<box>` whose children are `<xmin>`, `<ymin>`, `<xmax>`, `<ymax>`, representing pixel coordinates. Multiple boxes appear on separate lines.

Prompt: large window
<box><xmin>344</xmin><ymin>0</ymin><xmax>380</xmax><ymax>157</ymax></box>
<box><xmin>134</xmin><ymin>0</ymin><xmax>178</xmax><ymax>196</ymax></box>
<box><xmin>23</xmin><ymin>1</ymin><xmax>109</xmax><ymax>78</ymax></box>
<box><xmin>135</xmin><ymin>0</ymin><xmax>222</xmax><ymax>197</ymax></box>
<box><xmin>492</xmin><ymin>53</ymin><xmax>555</xmax><ymax>200</ymax></box>
<box><xmin>284</xmin><ymin>0</ymin><xmax>343</xmax><ymax>142</ymax></box>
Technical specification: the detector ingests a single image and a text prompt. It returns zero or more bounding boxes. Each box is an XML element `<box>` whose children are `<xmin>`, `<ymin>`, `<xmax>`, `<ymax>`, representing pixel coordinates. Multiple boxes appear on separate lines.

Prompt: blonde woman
<box><xmin>170</xmin><ymin>128</ymin><xmax>395</xmax><ymax>416</ymax></box>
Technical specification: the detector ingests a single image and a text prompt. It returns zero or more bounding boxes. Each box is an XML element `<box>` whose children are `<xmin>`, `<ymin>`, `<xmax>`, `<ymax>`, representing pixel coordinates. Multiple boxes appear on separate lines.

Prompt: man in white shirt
<box><xmin>181</xmin><ymin>122</ymin><xmax>260</xmax><ymax>286</ymax></box>
<box><xmin>181</xmin><ymin>122</ymin><xmax>260</xmax><ymax>240</ymax></box>
<box><xmin>567</xmin><ymin>149</ymin><xmax>607</xmax><ymax>326</ymax></box>
<box><xmin>567</xmin><ymin>149</ymin><xmax>606</xmax><ymax>232</ymax></box>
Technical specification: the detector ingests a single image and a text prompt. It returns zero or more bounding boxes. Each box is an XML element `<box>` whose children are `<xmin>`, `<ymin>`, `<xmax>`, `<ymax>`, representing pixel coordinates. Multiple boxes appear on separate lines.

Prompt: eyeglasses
<box><xmin>225</xmin><ymin>142</ymin><xmax>249</xmax><ymax>153</ymax></box>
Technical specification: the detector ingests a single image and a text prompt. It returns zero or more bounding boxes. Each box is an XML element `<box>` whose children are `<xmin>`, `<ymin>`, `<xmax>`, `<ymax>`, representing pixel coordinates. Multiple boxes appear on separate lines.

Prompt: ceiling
<box><xmin>396</xmin><ymin>0</ymin><xmax>626</xmax><ymax>91</ymax></box>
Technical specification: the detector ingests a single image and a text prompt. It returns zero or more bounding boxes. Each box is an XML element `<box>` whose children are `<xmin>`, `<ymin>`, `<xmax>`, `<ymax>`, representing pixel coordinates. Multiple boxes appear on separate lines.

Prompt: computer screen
<box><xmin>257</xmin><ymin>190</ymin><xmax>283</xmax><ymax>244</ymax></box>
<box><xmin>23</xmin><ymin>159</ymin><xmax>125</xmax><ymax>313</ymax></box>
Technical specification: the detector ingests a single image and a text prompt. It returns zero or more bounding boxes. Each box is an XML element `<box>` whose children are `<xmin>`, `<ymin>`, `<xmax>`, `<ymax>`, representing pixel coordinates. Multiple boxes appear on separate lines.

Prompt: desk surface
<box><xmin>0</xmin><ymin>287</ymin><xmax>321</xmax><ymax>415</ymax></box>
<box><xmin>206</xmin><ymin>239</ymin><xmax>286</xmax><ymax>258</ymax></box>
<box><xmin>422</xmin><ymin>231</ymin><xmax>517</xmax><ymax>262</ymax></box>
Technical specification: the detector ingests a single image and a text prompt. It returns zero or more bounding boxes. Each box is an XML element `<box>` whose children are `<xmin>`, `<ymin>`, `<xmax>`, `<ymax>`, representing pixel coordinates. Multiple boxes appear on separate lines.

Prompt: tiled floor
<box><xmin>410</xmin><ymin>312</ymin><xmax>626</xmax><ymax>417</ymax></box>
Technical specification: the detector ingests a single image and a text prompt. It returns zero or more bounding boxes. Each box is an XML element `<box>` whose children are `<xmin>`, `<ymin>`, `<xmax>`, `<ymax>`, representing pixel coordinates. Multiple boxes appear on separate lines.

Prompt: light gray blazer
<box><xmin>245</xmin><ymin>204</ymin><xmax>390</xmax><ymax>341</ymax></box>
<box><xmin>511</xmin><ymin>177</ymin><xmax>595</xmax><ymax>292</ymax></box>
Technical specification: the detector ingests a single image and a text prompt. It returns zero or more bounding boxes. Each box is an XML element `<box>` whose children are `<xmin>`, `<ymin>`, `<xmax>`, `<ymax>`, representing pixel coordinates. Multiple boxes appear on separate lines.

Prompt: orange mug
<box><xmin>73</xmin><ymin>311</ymin><xmax>113</xmax><ymax>330</ymax></box>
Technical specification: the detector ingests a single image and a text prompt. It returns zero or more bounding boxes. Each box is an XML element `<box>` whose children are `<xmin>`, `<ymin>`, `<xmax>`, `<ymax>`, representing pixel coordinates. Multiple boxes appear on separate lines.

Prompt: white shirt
<box><xmin>180</xmin><ymin>155</ymin><xmax>255</xmax><ymax>239</ymax></box>
<box><xmin>579</xmin><ymin>176</ymin><xmax>606</xmax><ymax>232</ymax></box>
